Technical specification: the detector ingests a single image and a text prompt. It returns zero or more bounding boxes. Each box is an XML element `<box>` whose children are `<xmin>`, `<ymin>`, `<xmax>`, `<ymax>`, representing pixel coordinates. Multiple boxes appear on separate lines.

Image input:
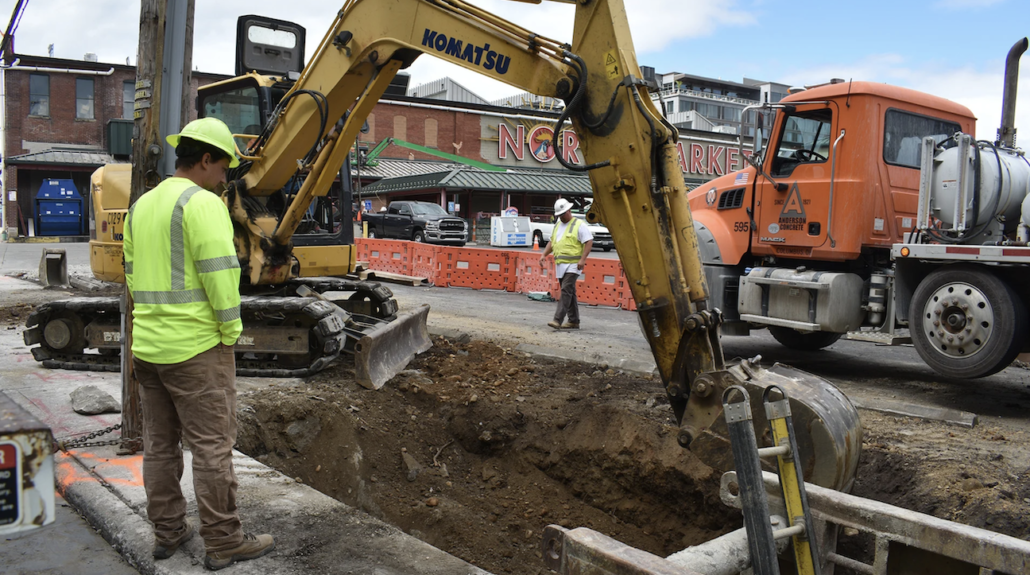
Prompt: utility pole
<box><xmin>122</xmin><ymin>0</ymin><xmax>195</xmax><ymax>453</ymax></box>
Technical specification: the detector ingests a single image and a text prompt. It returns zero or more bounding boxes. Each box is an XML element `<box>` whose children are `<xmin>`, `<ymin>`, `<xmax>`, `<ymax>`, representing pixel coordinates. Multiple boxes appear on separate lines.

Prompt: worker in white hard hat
<box><xmin>125</xmin><ymin>117</ymin><xmax>276</xmax><ymax>570</ymax></box>
<box><xmin>539</xmin><ymin>197</ymin><xmax>593</xmax><ymax>329</ymax></box>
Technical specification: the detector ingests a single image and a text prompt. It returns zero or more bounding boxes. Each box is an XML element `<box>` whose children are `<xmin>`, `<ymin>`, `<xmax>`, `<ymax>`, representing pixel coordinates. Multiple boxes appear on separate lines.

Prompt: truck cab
<box><xmin>686</xmin><ymin>81</ymin><xmax>976</xmax><ymax>337</ymax></box>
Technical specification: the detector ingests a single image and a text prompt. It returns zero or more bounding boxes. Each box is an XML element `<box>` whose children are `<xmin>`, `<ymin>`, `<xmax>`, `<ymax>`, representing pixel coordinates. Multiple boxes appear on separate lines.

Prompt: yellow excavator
<box><xmin>28</xmin><ymin>1</ymin><xmax>860</xmax><ymax>482</ymax></box>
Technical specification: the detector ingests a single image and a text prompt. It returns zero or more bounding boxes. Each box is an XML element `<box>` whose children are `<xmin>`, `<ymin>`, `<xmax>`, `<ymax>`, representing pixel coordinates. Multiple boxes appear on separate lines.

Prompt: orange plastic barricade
<box><xmin>435</xmin><ymin>246</ymin><xmax>516</xmax><ymax>291</ymax></box>
<box><xmin>575</xmin><ymin>257</ymin><xmax>625</xmax><ymax>308</ymax></box>
<box><xmin>409</xmin><ymin>243</ymin><xmax>439</xmax><ymax>284</ymax></box>
<box><xmin>361</xmin><ymin>239</ymin><xmax>411</xmax><ymax>276</ymax></box>
<box><xmin>355</xmin><ymin>238</ymin><xmax>372</xmax><ymax>262</ymax></box>
<box><xmin>515</xmin><ymin>252</ymin><xmax>560</xmax><ymax>299</ymax></box>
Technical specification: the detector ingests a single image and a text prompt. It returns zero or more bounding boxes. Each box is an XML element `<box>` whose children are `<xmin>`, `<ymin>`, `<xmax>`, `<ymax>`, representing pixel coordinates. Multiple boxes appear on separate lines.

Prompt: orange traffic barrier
<box><xmin>360</xmin><ymin>239</ymin><xmax>411</xmax><ymax>276</ymax></box>
<box><xmin>575</xmin><ymin>258</ymin><xmax>625</xmax><ymax>308</ymax></box>
<box><xmin>409</xmin><ymin>243</ymin><xmax>439</xmax><ymax>284</ymax></box>
<box><xmin>515</xmin><ymin>252</ymin><xmax>560</xmax><ymax>299</ymax></box>
<box><xmin>435</xmin><ymin>246</ymin><xmax>516</xmax><ymax>291</ymax></box>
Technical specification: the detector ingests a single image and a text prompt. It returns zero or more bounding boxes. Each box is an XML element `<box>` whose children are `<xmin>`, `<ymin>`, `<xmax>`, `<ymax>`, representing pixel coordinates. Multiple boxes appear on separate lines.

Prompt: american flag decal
<box><xmin>735</xmin><ymin>172</ymin><xmax>749</xmax><ymax>185</ymax></box>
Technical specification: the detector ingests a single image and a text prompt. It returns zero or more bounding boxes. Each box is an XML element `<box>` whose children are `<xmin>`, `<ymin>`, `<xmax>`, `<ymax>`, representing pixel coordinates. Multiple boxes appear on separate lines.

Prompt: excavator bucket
<box><xmin>38</xmin><ymin>249</ymin><xmax>71</xmax><ymax>288</ymax></box>
<box><xmin>350</xmin><ymin>304</ymin><xmax>432</xmax><ymax>390</ymax></box>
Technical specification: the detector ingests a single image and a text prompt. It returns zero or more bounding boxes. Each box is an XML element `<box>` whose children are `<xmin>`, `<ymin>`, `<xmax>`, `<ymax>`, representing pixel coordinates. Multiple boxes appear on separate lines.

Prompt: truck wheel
<box><xmin>910</xmin><ymin>266</ymin><xmax>1027</xmax><ymax>378</ymax></box>
<box><xmin>367</xmin><ymin>228</ymin><xmax>377</xmax><ymax>239</ymax></box>
<box><xmin>769</xmin><ymin>327</ymin><xmax>842</xmax><ymax>351</ymax></box>
<box><xmin>413</xmin><ymin>230</ymin><xmax>425</xmax><ymax>243</ymax></box>
<box><xmin>534</xmin><ymin>231</ymin><xmax>547</xmax><ymax>248</ymax></box>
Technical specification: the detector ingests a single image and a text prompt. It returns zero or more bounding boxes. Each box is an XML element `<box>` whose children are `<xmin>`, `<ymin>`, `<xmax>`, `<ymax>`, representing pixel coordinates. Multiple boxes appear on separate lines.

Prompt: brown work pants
<box><xmin>134</xmin><ymin>344</ymin><xmax>243</xmax><ymax>553</ymax></box>
<box><xmin>553</xmin><ymin>271</ymin><xmax>580</xmax><ymax>325</ymax></box>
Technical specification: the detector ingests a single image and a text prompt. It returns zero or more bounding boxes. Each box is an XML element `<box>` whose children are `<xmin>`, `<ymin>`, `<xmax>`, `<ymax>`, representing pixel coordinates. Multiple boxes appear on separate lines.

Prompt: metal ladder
<box><xmin>723</xmin><ymin>384</ymin><xmax>820</xmax><ymax>575</ymax></box>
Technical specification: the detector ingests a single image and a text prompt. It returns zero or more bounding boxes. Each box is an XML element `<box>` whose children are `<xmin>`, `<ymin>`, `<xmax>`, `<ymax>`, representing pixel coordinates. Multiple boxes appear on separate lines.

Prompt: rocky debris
<box><xmin>402</xmin><ymin>449</ymin><xmax>423</xmax><ymax>482</ymax></box>
<box><xmin>285</xmin><ymin>416</ymin><xmax>322</xmax><ymax>452</ymax></box>
<box><xmin>70</xmin><ymin>386</ymin><xmax>120</xmax><ymax>415</ymax></box>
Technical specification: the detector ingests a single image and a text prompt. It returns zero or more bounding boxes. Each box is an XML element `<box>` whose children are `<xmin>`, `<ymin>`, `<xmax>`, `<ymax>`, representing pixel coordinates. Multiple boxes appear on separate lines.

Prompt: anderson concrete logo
<box><xmin>422</xmin><ymin>29</ymin><xmax>511</xmax><ymax>75</ymax></box>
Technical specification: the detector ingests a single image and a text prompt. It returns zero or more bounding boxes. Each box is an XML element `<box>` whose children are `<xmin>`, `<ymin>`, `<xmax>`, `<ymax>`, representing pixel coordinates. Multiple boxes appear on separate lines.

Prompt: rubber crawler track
<box><xmin>23</xmin><ymin>278</ymin><xmax>400</xmax><ymax>377</ymax></box>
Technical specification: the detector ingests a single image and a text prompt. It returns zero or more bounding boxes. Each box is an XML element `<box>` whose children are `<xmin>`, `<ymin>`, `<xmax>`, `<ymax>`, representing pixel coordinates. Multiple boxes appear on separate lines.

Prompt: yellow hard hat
<box><xmin>167</xmin><ymin>117</ymin><xmax>240</xmax><ymax>168</ymax></box>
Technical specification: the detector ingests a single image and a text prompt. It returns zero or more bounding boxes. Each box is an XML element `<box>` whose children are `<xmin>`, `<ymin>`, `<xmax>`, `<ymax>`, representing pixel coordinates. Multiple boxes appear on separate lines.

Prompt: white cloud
<box><xmin>935</xmin><ymin>0</ymin><xmax>1005</xmax><ymax>9</ymax></box>
<box><xmin>778</xmin><ymin>54</ymin><xmax>1030</xmax><ymax>140</ymax></box>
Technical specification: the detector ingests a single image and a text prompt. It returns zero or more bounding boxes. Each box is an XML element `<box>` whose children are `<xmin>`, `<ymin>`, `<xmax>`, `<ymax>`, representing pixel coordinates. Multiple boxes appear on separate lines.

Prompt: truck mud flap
<box><xmin>350</xmin><ymin>304</ymin><xmax>432</xmax><ymax>390</ymax></box>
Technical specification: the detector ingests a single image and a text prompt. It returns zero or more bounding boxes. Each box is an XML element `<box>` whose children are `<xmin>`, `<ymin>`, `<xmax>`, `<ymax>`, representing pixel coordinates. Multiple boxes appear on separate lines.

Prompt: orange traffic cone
<box><xmin>532</xmin><ymin>235</ymin><xmax>540</xmax><ymax>251</ymax></box>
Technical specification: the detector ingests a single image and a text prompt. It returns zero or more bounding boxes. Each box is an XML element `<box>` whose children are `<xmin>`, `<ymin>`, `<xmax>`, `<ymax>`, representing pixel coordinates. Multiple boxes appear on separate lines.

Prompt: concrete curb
<box><xmin>852</xmin><ymin>397</ymin><xmax>979</xmax><ymax>428</ymax></box>
<box><xmin>514</xmin><ymin>343</ymin><xmax>658</xmax><ymax>377</ymax></box>
<box><xmin>55</xmin><ymin>444</ymin><xmax>491</xmax><ymax>574</ymax></box>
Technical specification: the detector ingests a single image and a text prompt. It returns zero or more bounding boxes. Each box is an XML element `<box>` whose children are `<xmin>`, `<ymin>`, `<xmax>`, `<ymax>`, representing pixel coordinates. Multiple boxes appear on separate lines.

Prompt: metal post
<box><xmin>723</xmin><ymin>385</ymin><xmax>780</xmax><ymax>575</ymax></box>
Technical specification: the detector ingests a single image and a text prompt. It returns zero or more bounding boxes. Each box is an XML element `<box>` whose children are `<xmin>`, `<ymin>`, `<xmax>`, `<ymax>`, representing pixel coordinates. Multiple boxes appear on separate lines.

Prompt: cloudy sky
<box><xmin>4</xmin><ymin>0</ymin><xmax>1029</xmax><ymax>137</ymax></box>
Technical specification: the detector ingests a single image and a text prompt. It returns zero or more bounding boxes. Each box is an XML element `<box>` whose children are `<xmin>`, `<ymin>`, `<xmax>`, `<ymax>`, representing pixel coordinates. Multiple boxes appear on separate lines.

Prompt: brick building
<box><xmin>1</xmin><ymin>53</ymin><xmax>228</xmax><ymax>238</ymax></box>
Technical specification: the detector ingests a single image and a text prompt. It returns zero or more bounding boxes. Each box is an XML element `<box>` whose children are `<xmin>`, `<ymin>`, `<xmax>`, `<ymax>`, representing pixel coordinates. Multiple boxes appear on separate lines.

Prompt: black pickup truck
<box><xmin>363</xmin><ymin>201</ymin><xmax>468</xmax><ymax>246</ymax></box>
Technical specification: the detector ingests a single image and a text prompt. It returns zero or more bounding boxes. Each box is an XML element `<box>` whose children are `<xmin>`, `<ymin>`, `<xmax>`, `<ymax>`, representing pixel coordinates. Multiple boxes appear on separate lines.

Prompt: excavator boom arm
<box><xmin>234</xmin><ymin>0</ymin><xmax>860</xmax><ymax>490</ymax></box>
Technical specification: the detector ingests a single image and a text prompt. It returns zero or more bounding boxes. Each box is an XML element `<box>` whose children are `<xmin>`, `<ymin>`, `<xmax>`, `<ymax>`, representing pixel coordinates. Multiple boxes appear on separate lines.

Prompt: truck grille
<box><xmin>439</xmin><ymin>220</ymin><xmax>465</xmax><ymax>232</ymax></box>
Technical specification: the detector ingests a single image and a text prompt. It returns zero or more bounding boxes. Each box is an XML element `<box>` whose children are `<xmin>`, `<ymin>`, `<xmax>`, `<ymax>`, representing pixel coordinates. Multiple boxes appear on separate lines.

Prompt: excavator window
<box><xmin>200</xmin><ymin>83</ymin><xmax>262</xmax><ymax>152</ymax></box>
<box><xmin>770</xmin><ymin>108</ymin><xmax>833</xmax><ymax>177</ymax></box>
<box><xmin>883</xmin><ymin>108</ymin><xmax>960</xmax><ymax>169</ymax></box>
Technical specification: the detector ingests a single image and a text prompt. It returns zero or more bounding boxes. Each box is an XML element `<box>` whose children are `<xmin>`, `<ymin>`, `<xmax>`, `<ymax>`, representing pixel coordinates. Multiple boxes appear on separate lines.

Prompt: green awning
<box><xmin>359</xmin><ymin>166</ymin><xmax>593</xmax><ymax>195</ymax></box>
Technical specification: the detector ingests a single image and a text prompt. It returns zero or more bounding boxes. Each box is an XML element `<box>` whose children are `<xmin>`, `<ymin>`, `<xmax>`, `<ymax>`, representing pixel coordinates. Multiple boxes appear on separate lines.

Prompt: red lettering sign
<box><xmin>690</xmin><ymin>144</ymin><xmax>705</xmax><ymax>174</ymax></box>
<box><xmin>498</xmin><ymin>123</ymin><xmax>524</xmax><ymax>160</ymax></box>
<box><xmin>708</xmin><ymin>145</ymin><xmax>725</xmax><ymax>176</ymax></box>
<box><xmin>562</xmin><ymin>130</ymin><xmax>581</xmax><ymax>164</ymax></box>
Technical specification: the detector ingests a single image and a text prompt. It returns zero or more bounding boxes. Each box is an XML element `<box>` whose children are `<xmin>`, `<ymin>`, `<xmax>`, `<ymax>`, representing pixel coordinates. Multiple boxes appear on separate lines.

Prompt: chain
<box><xmin>55</xmin><ymin>424</ymin><xmax>123</xmax><ymax>451</ymax></box>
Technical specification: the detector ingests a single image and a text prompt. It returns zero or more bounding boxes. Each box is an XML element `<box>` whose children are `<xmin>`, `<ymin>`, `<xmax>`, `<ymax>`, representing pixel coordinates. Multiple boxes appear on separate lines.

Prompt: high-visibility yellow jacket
<box><xmin>550</xmin><ymin>217</ymin><xmax>585</xmax><ymax>264</ymax></box>
<box><xmin>124</xmin><ymin>177</ymin><xmax>242</xmax><ymax>364</ymax></box>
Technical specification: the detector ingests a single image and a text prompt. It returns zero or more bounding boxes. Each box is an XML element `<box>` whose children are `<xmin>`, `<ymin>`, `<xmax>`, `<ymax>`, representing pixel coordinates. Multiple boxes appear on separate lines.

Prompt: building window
<box><xmin>394</xmin><ymin>115</ymin><xmax>407</xmax><ymax>140</ymax></box>
<box><xmin>425</xmin><ymin>118</ymin><xmax>438</xmax><ymax>148</ymax></box>
<box><xmin>123</xmin><ymin>81</ymin><xmax>134</xmax><ymax>119</ymax></box>
<box><xmin>29</xmin><ymin>74</ymin><xmax>49</xmax><ymax>116</ymax></box>
<box><xmin>76</xmin><ymin>78</ymin><xmax>94</xmax><ymax>119</ymax></box>
<box><xmin>665</xmin><ymin>100</ymin><xmax>675</xmax><ymax>114</ymax></box>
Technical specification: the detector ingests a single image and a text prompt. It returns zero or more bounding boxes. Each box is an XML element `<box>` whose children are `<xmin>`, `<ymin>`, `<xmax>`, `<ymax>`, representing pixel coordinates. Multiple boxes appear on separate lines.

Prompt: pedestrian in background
<box><xmin>124</xmin><ymin>117</ymin><xmax>275</xmax><ymax>571</ymax></box>
<box><xmin>539</xmin><ymin>198</ymin><xmax>593</xmax><ymax>329</ymax></box>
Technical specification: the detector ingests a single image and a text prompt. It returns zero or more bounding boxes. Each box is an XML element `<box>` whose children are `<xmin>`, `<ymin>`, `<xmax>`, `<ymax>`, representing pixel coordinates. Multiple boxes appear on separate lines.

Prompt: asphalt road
<box><xmin>3</xmin><ymin>240</ymin><xmax>1029</xmax><ymax>431</ymax></box>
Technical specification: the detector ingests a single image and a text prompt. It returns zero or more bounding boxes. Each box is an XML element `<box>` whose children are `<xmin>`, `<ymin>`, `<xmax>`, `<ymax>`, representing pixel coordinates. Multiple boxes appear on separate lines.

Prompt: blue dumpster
<box><xmin>35</xmin><ymin>179</ymin><xmax>83</xmax><ymax>236</ymax></box>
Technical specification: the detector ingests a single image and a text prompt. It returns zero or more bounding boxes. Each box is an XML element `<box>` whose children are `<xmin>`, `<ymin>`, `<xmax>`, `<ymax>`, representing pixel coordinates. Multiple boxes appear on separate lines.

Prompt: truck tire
<box><xmin>367</xmin><ymin>228</ymin><xmax>377</xmax><ymax>239</ymax></box>
<box><xmin>769</xmin><ymin>327</ymin><xmax>842</xmax><ymax>351</ymax></box>
<box><xmin>413</xmin><ymin>230</ymin><xmax>425</xmax><ymax>243</ymax></box>
<box><xmin>909</xmin><ymin>266</ymin><xmax>1027</xmax><ymax>378</ymax></box>
<box><xmin>534</xmin><ymin>230</ymin><xmax>547</xmax><ymax>248</ymax></box>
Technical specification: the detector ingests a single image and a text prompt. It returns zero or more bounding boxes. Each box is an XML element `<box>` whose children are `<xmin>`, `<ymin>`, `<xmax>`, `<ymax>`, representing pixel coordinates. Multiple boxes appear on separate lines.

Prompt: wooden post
<box><xmin>122</xmin><ymin>0</ymin><xmax>195</xmax><ymax>453</ymax></box>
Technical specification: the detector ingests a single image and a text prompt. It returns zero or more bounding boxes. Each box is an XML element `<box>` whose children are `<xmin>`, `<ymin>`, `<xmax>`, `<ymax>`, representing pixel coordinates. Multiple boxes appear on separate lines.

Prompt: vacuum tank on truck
<box><xmin>687</xmin><ymin>38</ymin><xmax>1030</xmax><ymax>378</ymax></box>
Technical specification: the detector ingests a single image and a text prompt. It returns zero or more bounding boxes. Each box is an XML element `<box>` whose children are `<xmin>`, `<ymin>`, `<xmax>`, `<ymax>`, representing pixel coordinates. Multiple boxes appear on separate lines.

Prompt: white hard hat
<box><xmin>553</xmin><ymin>198</ymin><xmax>573</xmax><ymax>216</ymax></box>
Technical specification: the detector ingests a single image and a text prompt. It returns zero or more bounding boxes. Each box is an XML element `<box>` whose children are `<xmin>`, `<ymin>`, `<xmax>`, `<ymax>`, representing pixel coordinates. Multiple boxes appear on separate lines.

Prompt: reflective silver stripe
<box><xmin>124</xmin><ymin>261</ymin><xmax>133</xmax><ymax>275</ymax></box>
<box><xmin>133</xmin><ymin>288</ymin><xmax>208</xmax><ymax>305</ymax></box>
<box><xmin>170</xmin><ymin>186</ymin><xmax>205</xmax><ymax>290</ymax></box>
<box><xmin>127</xmin><ymin>203</ymin><xmax>137</xmax><ymax>244</ymax></box>
<box><xmin>215</xmin><ymin>305</ymin><xmax>241</xmax><ymax>323</ymax></box>
<box><xmin>196</xmin><ymin>255</ymin><xmax>240</xmax><ymax>274</ymax></box>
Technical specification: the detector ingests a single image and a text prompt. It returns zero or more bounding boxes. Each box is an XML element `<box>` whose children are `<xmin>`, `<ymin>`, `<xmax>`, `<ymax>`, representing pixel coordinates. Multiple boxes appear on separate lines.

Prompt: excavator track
<box><xmin>23</xmin><ymin>278</ymin><xmax>410</xmax><ymax>378</ymax></box>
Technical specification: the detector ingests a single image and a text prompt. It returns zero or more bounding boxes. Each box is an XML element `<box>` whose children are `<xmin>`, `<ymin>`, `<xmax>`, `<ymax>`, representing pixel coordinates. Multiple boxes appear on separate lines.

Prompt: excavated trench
<box><xmin>235</xmin><ymin>336</ymin><xmax>741</xmax><ymax>574</ymax></box>
<box><xmin>235</xmin><ymin>336</ymin><xmax>1030</xmax><ymax>574</ymax></box>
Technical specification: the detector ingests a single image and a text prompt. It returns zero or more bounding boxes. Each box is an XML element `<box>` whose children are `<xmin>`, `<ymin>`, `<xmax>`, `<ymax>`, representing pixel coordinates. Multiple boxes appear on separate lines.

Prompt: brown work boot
<box><xmin>547</xmin><ymin>320</ymin><xmax>561</xmax><ymax>329</ymax></box>
<box><xmin>562</xmin><ymin>322</ymin><xmax>580</xmax><ymax>329</ymax></box>
<box><xmin>204</xmin><ymin>533</ymin><xmax>276</xmax><ymax>571</ymax></box>
<box><xmin>153</xmin><ymin>523</ymin><xmax>195</xmax><ymax>560</ymax></box>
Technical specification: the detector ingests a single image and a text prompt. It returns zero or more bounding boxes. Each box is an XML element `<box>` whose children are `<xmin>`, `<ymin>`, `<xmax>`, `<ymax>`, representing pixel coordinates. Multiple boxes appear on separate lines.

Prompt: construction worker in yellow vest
<box><xmin>124</xmin><ymin>117</ymin><xmax>275</xmax><ymax>571</ymax></box>
<box><xmin>539</xmin><ymin>198</ymin><xmax>593</xmax><ymax>329</ymax></box>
